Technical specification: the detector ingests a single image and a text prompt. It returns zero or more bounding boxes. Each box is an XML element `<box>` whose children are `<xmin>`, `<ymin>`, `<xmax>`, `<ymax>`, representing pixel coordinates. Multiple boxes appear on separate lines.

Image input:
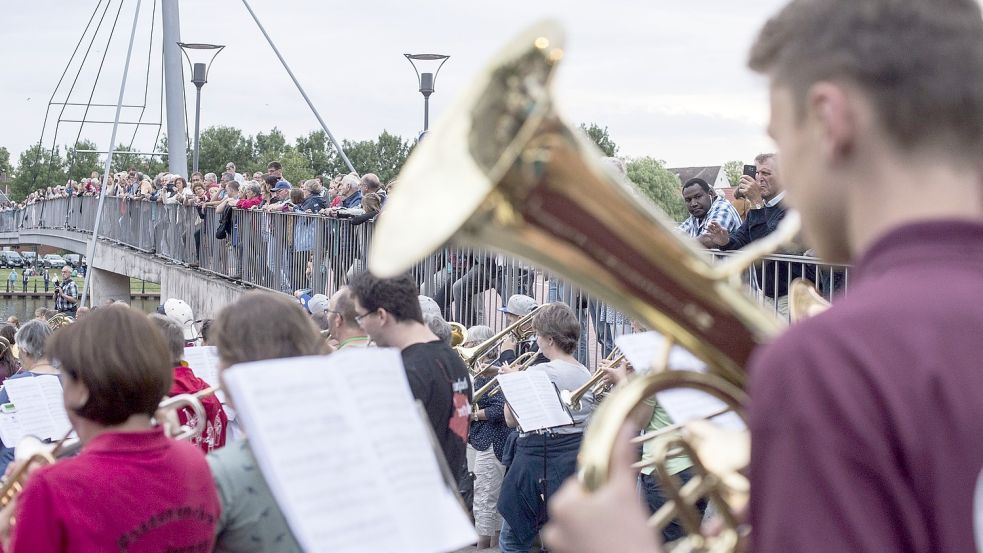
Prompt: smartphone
<box><xmin>742</xmin><ymin>164</ymin><xmax>757</xmax><ymax>179</ymax></box>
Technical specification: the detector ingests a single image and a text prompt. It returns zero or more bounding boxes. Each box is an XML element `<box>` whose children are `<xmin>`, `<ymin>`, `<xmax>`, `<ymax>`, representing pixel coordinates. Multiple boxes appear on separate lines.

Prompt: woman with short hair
<box><xmin>497</xmin><ymin>303</ymin><xmax>595</xmax><ymax>553</ymax></box>
<box><xmin>0</xmin><ymin>306</ymin><xmax>220</xmax><ymax>551</ymax></box>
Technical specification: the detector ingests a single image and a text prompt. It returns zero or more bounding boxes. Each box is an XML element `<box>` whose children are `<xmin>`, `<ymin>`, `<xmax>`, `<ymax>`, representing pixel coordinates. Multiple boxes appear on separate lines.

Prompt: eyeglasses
<box><xmin>353</xmin><ymin>309</ymin><xmax>379</xmax><ymax>324</ymax></box>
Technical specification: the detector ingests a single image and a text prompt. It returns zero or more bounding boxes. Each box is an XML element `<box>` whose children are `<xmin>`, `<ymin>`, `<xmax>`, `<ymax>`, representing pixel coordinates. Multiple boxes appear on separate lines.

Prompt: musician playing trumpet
<box><xmin>0</xmin><ymin>305</ymin><xmax>220</xmax><ymax>552</ymax></box>
<box><xmin>597</xmin><ymin>327</ymin><xmax>705</xmax><ymax>544</ymax></box>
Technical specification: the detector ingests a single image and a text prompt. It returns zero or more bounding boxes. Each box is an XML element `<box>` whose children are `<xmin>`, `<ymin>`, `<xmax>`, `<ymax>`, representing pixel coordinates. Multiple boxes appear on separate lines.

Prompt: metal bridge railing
<box><xmin>6</xmin><ymin>196</ymin><xmax>851</xmax><ymax>369</ymax></box>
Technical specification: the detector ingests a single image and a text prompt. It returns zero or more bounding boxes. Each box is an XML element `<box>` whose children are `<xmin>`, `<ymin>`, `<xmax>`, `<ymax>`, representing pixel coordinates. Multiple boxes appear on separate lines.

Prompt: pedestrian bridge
<box><xmin>0</xmin><ymin>198</ymin><xmax>253</xmax><ymax>316</ymax></box>
<box><xmin>0</xmin><ymin>197</ymin><xmax>851</xmax><ymax>362</ymax></box>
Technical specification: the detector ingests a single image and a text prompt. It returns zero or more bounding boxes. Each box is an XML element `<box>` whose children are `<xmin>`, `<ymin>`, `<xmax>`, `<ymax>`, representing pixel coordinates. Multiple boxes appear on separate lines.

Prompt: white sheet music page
<box><xmin>222</xmin><ymin>349</ymin><xmax>475</xmax><ymax>553</ymax></box>
<box><xmin>2</xmin><ymin>375</ymin><xmax>70</xmax><ymax>442</ymax></box>
<box><xmin>615</xmin><ymin>332</ymin><xmax>745</xmax><ymax>431</ymax></box>
<box><xmin>182</xmin><ymin>346</ymin><xmax>226</xmax><ymax>403</ymax></box>
<box><xmin>497</xmin><ymin>371</ymin><xmax>573</xmax><ymax>432</ymax></box>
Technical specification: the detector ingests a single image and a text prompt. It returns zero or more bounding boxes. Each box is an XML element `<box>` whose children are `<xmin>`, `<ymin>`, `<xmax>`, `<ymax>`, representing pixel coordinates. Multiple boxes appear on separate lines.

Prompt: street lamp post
<box><xmin>404</xmin><ymin>53</ymin><xmax>450</xmax><ymax>135</ymax></box>
<box><xmin>178</xmin><ymin>42</ymin><xmax>225</xmax><ymax>173</ymax></box>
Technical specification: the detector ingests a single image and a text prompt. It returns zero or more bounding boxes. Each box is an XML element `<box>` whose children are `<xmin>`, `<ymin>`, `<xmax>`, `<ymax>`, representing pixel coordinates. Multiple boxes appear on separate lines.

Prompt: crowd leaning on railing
<box><xmin>3</xmin><ymin>152</ymin><xmax>850</xmax><ymax>372</ymax></box>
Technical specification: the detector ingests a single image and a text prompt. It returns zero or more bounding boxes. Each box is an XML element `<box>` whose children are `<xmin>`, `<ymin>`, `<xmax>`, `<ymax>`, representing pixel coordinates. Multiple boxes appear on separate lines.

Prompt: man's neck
<box><xmin>336</xmin><ymin>327</ymin><xmax>370</xmax><ymax>346</ymax></box>
<box><xmin>387</xmin><ymin>321</ymin><xmax>440</xmax><ymax>351</ymax></box>
<box><xmin>847</xmin><ymin>155</ymin><xmax>983</xmax><ymax>260</ymax></box>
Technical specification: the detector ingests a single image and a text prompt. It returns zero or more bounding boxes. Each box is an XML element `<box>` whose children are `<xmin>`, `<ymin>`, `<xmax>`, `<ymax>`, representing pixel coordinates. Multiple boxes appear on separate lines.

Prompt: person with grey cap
<box><xmin>0</xmin><ymin>319</ymin><xmax>56</xmax><ymax>474</ymax></box>
<box><xmin>496</xmin><ymin>294</ymin><xmax>546</xmax><ymax>367</ymax></box>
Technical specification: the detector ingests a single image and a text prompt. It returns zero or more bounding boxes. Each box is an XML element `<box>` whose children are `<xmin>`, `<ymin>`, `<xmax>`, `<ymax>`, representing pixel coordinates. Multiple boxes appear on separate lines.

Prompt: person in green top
<box><xmin>600</xmin><ymin>353</ymin><xmax>706</xmax><ymax>543</ymax></box>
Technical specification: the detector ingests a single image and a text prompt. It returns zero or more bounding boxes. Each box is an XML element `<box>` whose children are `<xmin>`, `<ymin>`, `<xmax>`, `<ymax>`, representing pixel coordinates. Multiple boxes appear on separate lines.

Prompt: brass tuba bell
<box><xmin>368</xmin><ymin>19</ymin><xmax>801</xmax><ymax>552</ymax></box>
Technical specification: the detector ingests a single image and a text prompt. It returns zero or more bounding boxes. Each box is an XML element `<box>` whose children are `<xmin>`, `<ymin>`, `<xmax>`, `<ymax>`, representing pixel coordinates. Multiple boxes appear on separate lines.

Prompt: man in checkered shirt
<box><xmin>676</xmin><ymin>177</ymin><xmax>742</xmax><ymax>248</ymax></box>
<box><xmin>54</xmin><ymin>265</ymin><xmax>79</xmax><ymax>315</ymax></box>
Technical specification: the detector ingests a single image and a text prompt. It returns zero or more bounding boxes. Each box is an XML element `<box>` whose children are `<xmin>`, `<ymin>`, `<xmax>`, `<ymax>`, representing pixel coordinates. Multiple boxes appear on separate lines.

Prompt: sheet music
<box><xmin>615</xmin><ymin>332</ymin><xmax>745</xmax><ymax>431</ymax></box>
<box><xmin>183</xmin><ymin>346</ymin><xmax>227</xmax><ymax>403</ymax></box>
<box><xmin>496</xmin><ymin>371</ymin><xmax>574</xmax><ymax>432</ymax></box>
<box><xmin>222</xmin><ymin>349</ymin><xmax>476</xmax><ymax>553</ymax></box>
<box><xmin>1</xmin><ymin>375</ymin><xmax>71</xmax><ymax>443</ymax></box>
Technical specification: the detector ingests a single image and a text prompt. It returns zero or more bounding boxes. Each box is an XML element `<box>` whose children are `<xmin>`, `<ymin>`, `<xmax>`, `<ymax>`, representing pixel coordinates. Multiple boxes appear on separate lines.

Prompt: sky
<box><xmin>0</xmin><ymin>0</ymin><xmax>788</xmax><ymax>171</ymax></box>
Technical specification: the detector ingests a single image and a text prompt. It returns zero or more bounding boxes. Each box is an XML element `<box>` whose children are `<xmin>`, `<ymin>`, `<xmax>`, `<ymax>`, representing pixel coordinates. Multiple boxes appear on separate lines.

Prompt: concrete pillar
<box><xmin>89</xmin><ymin>268</ymin><xmax>132</xmax><ymax>306</ymax></box>
<box><xmin>162</xmin><ymin>0</ymin><xmax>189</xmax><ymax>177</ymax></box>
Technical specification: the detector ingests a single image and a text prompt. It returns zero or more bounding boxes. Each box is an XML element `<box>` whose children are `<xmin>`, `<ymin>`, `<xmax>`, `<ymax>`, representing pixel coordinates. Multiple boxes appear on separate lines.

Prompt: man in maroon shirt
<box><xmin>543</xmin><ymin>1</ymin><xmax>983</xmax><ymax>552</ymax></box>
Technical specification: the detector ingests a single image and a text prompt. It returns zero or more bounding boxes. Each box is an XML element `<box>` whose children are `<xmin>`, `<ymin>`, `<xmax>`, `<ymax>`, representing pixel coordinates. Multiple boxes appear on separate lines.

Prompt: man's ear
<box><xmin>809</xmin><ymin>82</ymin><xmax>857</xmax><ymax>162</ymax></box>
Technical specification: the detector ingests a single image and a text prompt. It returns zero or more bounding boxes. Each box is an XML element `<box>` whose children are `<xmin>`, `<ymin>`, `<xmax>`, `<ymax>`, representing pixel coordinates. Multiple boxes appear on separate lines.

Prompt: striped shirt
<box><xmin>677</xmin><ymin>195</ymin><xmax>743</xmax><ymax>238</ymax></box>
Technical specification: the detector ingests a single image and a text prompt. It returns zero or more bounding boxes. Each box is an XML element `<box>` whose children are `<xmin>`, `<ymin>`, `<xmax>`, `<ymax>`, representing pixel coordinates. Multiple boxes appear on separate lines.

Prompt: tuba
<box><xmin>368</xmin><ymin>20</ymin><xmax>801</xmax><ymax>551</ymax></box>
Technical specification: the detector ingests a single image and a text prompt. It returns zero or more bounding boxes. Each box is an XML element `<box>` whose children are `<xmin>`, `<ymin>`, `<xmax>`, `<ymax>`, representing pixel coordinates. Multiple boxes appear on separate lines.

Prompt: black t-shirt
<box><xmin>401</xmin><ymin>340</ymin><xmax>472</xmax><ymax>487</ymax></box>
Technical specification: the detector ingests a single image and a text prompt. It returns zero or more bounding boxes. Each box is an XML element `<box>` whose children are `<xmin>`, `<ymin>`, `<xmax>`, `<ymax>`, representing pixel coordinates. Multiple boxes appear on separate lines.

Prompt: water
<box><xmin>0</xmin><ymin>296</ymin><xmax>160</xmax><ymax>321</ymax></box>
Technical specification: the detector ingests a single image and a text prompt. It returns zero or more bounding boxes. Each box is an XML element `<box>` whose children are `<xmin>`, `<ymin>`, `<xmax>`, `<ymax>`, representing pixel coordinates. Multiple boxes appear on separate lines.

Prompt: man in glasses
<box><xmin>349</xmin><ymin>271</ymin><xmax>473</xmax><ymax>501</ymax></box>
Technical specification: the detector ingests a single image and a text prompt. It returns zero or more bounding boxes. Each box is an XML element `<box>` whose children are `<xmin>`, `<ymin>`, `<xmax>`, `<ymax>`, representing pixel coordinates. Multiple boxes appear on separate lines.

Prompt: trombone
<box><xmin>471</xmin><ymin>350</ymin><xmax>541</xmax><ymax>407</ymax></box>
<box><xmin>560</xmin><ymin>350</ymin><xmax>626</xmax><ymax>412</ymax></box>
<box><xmin>455</xmin><ymin>305</ymin><xmax>541</xmax><ymax>372</ymax></box>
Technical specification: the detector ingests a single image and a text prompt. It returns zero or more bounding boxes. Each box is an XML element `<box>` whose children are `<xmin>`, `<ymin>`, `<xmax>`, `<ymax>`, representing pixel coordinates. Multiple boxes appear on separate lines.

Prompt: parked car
<box><xmin>20</xmin><ymin>251</ymin><xmax>38</xmax><ymax>267</ymax></box>
<box><xmin>63</xmin><ymin>253</ymin><xmax>82</xmax><ymax>268</ymax></box>
<box><xmin>0</xmin><ymin>251</ymin><xmax>24</xmax><ymax>268</ymax></box>
<box><xmin>42</xmin><ymin>254</ymin><xmax>67</xmax><ymax>269</ymax></box>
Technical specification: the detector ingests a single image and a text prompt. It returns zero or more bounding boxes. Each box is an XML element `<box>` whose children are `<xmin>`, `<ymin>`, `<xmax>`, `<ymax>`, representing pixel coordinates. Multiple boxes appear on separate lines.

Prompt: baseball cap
<box><xmin>499</xmin><ymin>294</ymin><xmax>538</xmax><ymax>316</ymax></box>
<box><xmin>272</xmin><ymin>180</ymin><xmax>291</xmax><ymax>191</ymax></box>
<box><xmin>308</xmin><ymin>294</ymin><xmax>330</xmax><ymax>316</ymax></box>
<box><xmin>163</xmin><ymin>298</ymin><xmax>196</xmax><ymax>340</ymax></box>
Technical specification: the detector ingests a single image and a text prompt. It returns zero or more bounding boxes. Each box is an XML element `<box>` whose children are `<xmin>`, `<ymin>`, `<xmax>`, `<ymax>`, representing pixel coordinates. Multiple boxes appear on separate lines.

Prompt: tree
<box><xmin>580</xmin><ymin>122</ymin><xmax>619</xmax><ymax>157</ymax></box>
<box><xmin>110</xmin><ymin>145</ymin><xmax>144</xmax><ymax>175</ymax></box>
<box><xmin>722</xmin><ymin>160</ymin><xmax>744</xmax><ymax>187</ymax></box>
<box><xmin>196</xmin><ymin>126</ymin><xmax>255</xmax><ymax>176</ymax></box>
<box><xmin>144</xmin><ymin>135</ymin><xmax>169</xmax><ymax>176</ymax></box>
<box><xmin>0</xmin><ymin>147</ymin><xmax>11</xmax><ymax>178</ymax></box>
<box><xmin>625</xmin><ymin>157</ymin><xmax>687</xmax><ymax>222</ymax></box>
<box><xmin>279</xmin><ymin>149</ymin><xmax>313</xmax><ymax>186</ymax></box>
<box><xmin>65</xmin><ymin>140</ymin><xmax>103</xmax><ymax>181</ymax></box>
<box><xmin>253</xmin><ymin>127</ymin><xmax>289</xmax><ymax>171</ymax></box>
<box><xmin>372</xmin><ymin>130</ymin><xmax>412</xmax><ymax>183</ymax></box>
<box><xmin>294</xmin><ymin>130</ymin><xmax>335</xmax><ymax>177</ymax></box>
<box><xmin>9</xmin><ymin>145</ymin><xmax>67</xmax><ymax>200</ymax></box>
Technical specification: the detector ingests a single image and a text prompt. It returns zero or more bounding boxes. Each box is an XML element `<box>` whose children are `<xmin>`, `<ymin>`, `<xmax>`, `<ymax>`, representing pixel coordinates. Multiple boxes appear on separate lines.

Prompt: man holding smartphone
<box><xmin>54</xmin><ymin>265</ymin><xmax>79</xmax><ymax>315</ymax></box>
<box><xmin>732</xmin><ymin>162</ymin><xmax>764</xmax><ymax>218</ymax></box>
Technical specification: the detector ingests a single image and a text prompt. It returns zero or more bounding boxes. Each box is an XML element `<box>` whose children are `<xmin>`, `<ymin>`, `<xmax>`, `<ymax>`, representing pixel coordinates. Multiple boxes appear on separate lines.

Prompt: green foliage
<box><xmin>579</xmin><ymin>122</ymin><xmax>619</xmax><ymax>157</ymax></box>
<box><xmin>110</xmin><ymin>145</ymin><xmax>144</xmax><ymax>174</ymax></box>
<box><xmin>145</xmin><ymin>135</ymin><xmax>169</xmax><ymax>176</ymax></box>
<box><xmin>196</xmin><ymin>126</ymin><xmax>255</xmax><ymax>175</ymax></box>
<box><xmin>722</xmin><ymin>160</ymin><xmax>743</xmax><ymax>187</ymax></box>
<box><xmin>253</xmin><ymin>128</ymin><xmax>288</xmax><ymax>171</ymax></box>
<box><xmin>294</xmin><ymin>130</ymin><xmax>335</xmax><ymax>177</ymax></box>
<box><xmin>319</xmin><ymin>130</ymin><xmax>411</xmax><ymax>183</ymax></box>
<box><xmin>9</xmin><ymin>145</ymin><xmax>66</xmax><ymax>200</ymax></box>
<box><xmin>65</xmin><ymin>140</ymin><xmax>102</xmax><ymax>181</ymax></box>
<box><xmin>0</xmin><ymin>147</ymin><xmax>12</xmax><ymax>177</ymax></box>
<box><xmin>625</xmin><ymin>157</ymin><xmax>687</xmax><ymax>222</ymax></box>
<box><xmin>279</xmin><ymin>149</ymin><xmax>314</xmax><ymax>186</ymax></box>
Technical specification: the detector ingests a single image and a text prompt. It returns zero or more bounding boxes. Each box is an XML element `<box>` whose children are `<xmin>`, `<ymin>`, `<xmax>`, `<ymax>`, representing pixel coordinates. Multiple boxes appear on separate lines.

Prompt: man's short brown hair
<box><xmin>48</xmin><ymin>305</ymin><xmax>172</xmax><ymax>426</ymax></box>
<box><xmin>532</xmin><ymin>303</ymin><xmax>581</xmax><ymax>355</ymax></box>
<box><xmin>212</xmin><ymin>292</ymin><xmax>324</xmax><ymax>366</ymax></box>
<box><xmin>749</xmin><ymin>0</ymin><xmax>983</xmax><ymax>155</ymax></box>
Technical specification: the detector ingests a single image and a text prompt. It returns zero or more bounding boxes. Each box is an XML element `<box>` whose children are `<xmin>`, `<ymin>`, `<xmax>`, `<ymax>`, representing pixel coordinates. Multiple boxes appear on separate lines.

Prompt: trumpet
<box><xmin>455</xmin><ymin>306</ymin><xmax>541</xmax><ymax>372</ymax></box>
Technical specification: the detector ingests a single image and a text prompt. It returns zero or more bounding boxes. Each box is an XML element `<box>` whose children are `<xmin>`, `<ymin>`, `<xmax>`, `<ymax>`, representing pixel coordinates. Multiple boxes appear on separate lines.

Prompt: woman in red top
<box><xmin>0</xmin><ymin>305</ymin><xmax>220</xmax><ymax>553</ymax></box>
<box><xmin>235</xmin><ymin>181</ymin><xmax>263</xmax><ymax>210</ymax></box>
